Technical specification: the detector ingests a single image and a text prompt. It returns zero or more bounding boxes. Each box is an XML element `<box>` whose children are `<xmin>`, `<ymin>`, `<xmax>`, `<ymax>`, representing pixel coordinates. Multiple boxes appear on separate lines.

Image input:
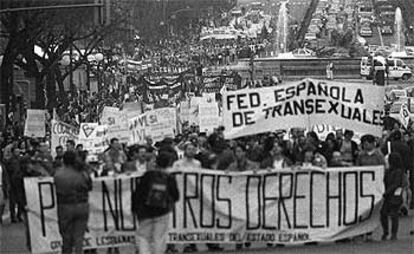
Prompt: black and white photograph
<box><xmin>0</xmin><ymin>0</ymin><xmax>413</xmax><ymax>253</ymax></box>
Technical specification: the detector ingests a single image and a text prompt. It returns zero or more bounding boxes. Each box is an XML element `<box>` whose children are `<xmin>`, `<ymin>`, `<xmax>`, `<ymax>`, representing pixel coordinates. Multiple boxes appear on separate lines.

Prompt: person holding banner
<box><xmin>54</xmin><ymin>151</ymin><xmax>92</xmax><ymax>254</ymax></box>
<box><xmin>381</xmin><ymin>153</ymin><xmax>405</xmax><ymax>241</ymax></box>
<box><xmin>171</xmin><ymin>142</ymin><xmax>201</xmax><ymax>253</ymax></box>
<box><xmin>226</xmin><ymin>144</ymin><xmax>258</xmax><ymax>173</ymax></box>
<box><xmin>260</xmin><ymin>141</ymin><xmax>293</xmax><ymax>170</ymax></box>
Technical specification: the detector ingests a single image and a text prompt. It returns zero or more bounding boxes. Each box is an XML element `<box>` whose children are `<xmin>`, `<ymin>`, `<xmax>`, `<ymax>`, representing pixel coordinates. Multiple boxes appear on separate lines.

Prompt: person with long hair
<box><xmin>54</xmin><ymin>151</ymin><xmax>92</xmax><ymax>253</ymax></box>
<box><xmin>381</xmin><ymin>152</ymin><xmax>404</xmax><ymax>240</ymax></box>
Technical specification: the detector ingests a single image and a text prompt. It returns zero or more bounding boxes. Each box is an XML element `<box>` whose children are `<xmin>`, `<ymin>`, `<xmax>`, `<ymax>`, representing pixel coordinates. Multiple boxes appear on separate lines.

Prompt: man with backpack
<box><xmin>133</xmin><ymin>152</ymin><xmax>179</xmax><ymax>254</ymax></box>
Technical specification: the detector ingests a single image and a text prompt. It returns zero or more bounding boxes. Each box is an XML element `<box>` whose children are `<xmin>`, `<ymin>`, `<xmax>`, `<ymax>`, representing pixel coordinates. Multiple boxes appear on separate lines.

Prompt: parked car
<box><xmin>359</xmin><ymin>25</ymin><xmax>373</xmax><ymax>37</ymax></box>
<box><xmin>381</xmin><ymin>24</ymin><xmax>393</xmax><ymax>35</ymax></box>
<box><xmin>304</xmin><ymin>32</ymin><xmax>317</xmax><ymax>41</ymax></box>
<box><xmin>361</xmin><ymin>56</ymin><xmax>413</xmax><ymax>80</ymax></box>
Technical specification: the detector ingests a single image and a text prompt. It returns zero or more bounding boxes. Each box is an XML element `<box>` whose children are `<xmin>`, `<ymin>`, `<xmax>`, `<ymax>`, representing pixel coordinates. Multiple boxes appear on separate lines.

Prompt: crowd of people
<box><xmin>1</xmin><ymin>116</ymin><xmax>414</xmax><ymax>252</ymax></box>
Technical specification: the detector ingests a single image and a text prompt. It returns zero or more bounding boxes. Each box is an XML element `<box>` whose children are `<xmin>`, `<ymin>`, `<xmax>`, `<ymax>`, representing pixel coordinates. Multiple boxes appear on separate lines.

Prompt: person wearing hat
<box><xmin>356</xmin><ymin>135</ymin><xmax>385</xmax><ymax>166</ymax></box>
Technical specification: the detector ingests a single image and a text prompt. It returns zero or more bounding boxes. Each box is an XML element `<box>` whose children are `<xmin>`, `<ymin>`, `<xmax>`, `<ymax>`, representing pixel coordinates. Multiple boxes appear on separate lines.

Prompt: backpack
<box><xmin>143</xmin><ymin>171</ymin><xmax>170</xmax><ymax>209</ymax></box>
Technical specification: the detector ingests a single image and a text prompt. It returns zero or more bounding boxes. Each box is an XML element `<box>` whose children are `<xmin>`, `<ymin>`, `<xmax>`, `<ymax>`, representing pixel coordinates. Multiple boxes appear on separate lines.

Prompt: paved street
<box><xmin>1</xmin><ymin>211</ymin><xmax>413</xmax><ymax>254</ymax></box>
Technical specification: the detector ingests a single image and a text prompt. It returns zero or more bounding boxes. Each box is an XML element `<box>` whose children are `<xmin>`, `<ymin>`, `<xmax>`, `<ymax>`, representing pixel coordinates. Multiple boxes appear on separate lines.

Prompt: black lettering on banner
<box><xmin>354</xmin><ymin>89</ymin><xmax>364</xmax><ymax>104</ymax></box>
<box><xmin>341</xmin><ymin>104</ymin><xmax>351</xmax><ymax>119</ymax></box>
<box><xmin>343</xmin><ymin>172</ymin><xmax>358</xmax><ymax>226</ymax></box>
<box><xmin>246</xmin><ymin>175</ymin><xmax>261</xmax><ymax>230</ymax></box>
<box><xmin>278</xmin><ymin>173</ymin><xmax>292</xmax><ymax>229</ymax></box>
<box><xmin>117</xmin><ymin>179</ymin><xmax>134</xmax><ymax>231</ymax></box>
<box><xmin>359</xmin><ymin>171</ymin><xmax>376</xmax><ymax>223</ymax></box>
<box><xmin>341</xmin><ymin>87</ymin><xmax>351</xmax><ymax>103</ymax></box>
<box><xmin>297</xmin><ymin>81</ymin><xmax>306</xmax><ymax>96</ymax></box>
<box><xmin>352</xmin><ymin>108</ymin><xmax>362</xmax><ymax>122</ymax></box>
<box><xmin>328</xmin><ymin>101</ymin><xmax>339</xmax><ymax>114</ymax></box>
<box><xmin>262</xmin><ymin>173</ymin><xmax>278</xmax><ymax>230</ymax></box>
<box><xmin>200</xmin><ymin>174</ymin><xmax>215</xmax><ymax>228</ymax></box>
<box><xmin>216</xmin><ymin>175</ymin><xmax>232</xmax><ymax>229</ymax></box>
<box><xmin>129</xmin><ymin>177</ymin><xmax>139</xmax><ymax>230</ymax></box>
<box><xmin>305</xmin><ymin>99</ymin><xmax>315</xmax><ymax>114</ymax></box>
<box><xmin>170</xmin><ymin>172</ymin><xmax>182</xmax><ymax>228</ymax></box>
<box><xmin>317</xmin><ymin>82</ymin><xmax>328</xmax><ymax>97</ymax></box>
<box><xmin>293</xmin><ymin>100</ymin><xmax>305</xmax><ymax>115</ymax></box>
<box><xmin>326</xmin><ymin>172</ymin><xmax>342</xmax><ymax>227</ymax></box>
<box><xmin>237</xmin><ymin>94</ymin><xmax>248</xmax><ymax>109</ymax></box>
<box><xmin>272</xmin><ymin>105</ymin><xmax>282</xmax><ymax>117</ymax></box>
<box><xmin>293</xmin><ymin>172</ymin><xmax>308</xmax><ymax>229</ymax></box>
<box><xmin>250</xmin><ymin>93</ymin><xmax>261</xmax><ymax>107</ymax></box>
<box><xmin>310</xmin><ymin>171</ymin><xmax>325</xmax><ymax>228</ymax></box>
<box><xmin>286</xmin><ymin>86</ymin><xmax>295</xmax><ymax>100</ymax></box>
<box><xmin>307</xmin><ymin>81</ymin><xmax>316</xmax><ymax>96</ymax></box>
<box><xmin>330</xmin><ymin>86</ymin><xmax>340</xmax><ymax>100</ymax></box>
<box><xmin>38</xmin><ymin>182</ymin><xmax>55</xmax><ymax>237</ymax></box>
<box><xmin>274</xmin><ymin>88</ymin><xmax>285</xmax><ymax>102</ymax></box>
<box><xmin>183</xmin><ymin>173</ymin><xmax>199</xmax><ymax>228</ymax></box>
<box><xmin>284</xmin><ymin>102</ymin><xmax>294</xmax><ymax>115</ymax></box>
<box><xmin>315</xmin><ymin>99</ymin><xmax>325</xmax><ymax>114</ymax></box>
<box><xmin>232</xmin><ymin>111</ymin><xmax>255</xmax><ymax>127</ymax></box>
<box><xmin>227</xmin><ymin>95</ymin><xmax>236</xmax><ymax>110</ymax></box>
<box><xmin>102</xmin><ymin>180</ymin><xmax>119</xmax><ymax>231</ymax></box>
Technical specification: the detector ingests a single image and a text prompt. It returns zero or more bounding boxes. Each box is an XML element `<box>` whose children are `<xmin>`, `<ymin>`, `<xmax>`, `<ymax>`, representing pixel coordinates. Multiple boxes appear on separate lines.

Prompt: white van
<box><xmin>361</xmin><ymin>57</ymin><xmax>412</xmax><ymax>80</ymax></box>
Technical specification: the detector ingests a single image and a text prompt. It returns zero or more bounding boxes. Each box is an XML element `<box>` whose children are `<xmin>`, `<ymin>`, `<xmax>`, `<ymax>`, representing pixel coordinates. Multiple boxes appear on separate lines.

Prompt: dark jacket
<box><xmin>133</xmin><ymin>170</ymin><xmax>179</xmax><ymax>220</ymax></box>
<box><xmin>383</xmin><ymin>167</ymin><xmax>404</xmax><ymax>201</ymax></box>
<box><xmin>54</xmin><ymin>166</ymin><xmax>92</xmax><ymax>205</ymax></box>
<box><xmin>381</xmin><ymin>141</ymin><xmax>413</xmax><ymax>172</ymax></box>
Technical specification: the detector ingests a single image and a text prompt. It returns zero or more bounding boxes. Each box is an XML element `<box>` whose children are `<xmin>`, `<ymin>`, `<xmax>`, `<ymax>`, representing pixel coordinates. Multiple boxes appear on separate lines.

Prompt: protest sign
<box><xmin>199</xmin><ymin>101</ymin><xmax>220</xmax><ymax>133</ymax></box>
<box><xmin>50</xmin><ymin>120</ymin><xmax>79</xmax><ymax>157</ymax></box>
<box><xmin>179</xmin><ymin>100</ymin><xmax>190</xmax><ymax>124</ymax></box>
<box><xmin>122</xmin><ymin>102</ymin><xmax>143</xmax><ymax>119</ymax></box>
<box><xmin>399</xmin><ymin>103</ymin><xmax>410</xmax><ymax>129</ymax></box>
<box><xmin>128</xmin><ymin>108</ymin><xmax>176</xmax><ymax>145</ymax></box>
<box><xmin>25</xmin><ymin>166</ymin><xmax>383</xmax><ymax>253</ymax></box>
<box><xmin>100</xmin><ymin>106</ymin><xmax>129</xmax><ymax>143</ymax></box>
<box><xmin>78</xmin><ymin>123</ymin><xmax>109</xmax><ymax>154</ymax></box>
<box><xmin>24</xmin><ymin>109</ymin><xmax>46</xmax><ymax>137</ymax></box>
<box><xmin>223</xmin><ymin>79</ymin><xmax>384</xmax><ymax>139</ymax></box>
<box><xmin>188</xmin><ymin>97</ymin><xmax>201</xmax><ymax>125</ymax></box>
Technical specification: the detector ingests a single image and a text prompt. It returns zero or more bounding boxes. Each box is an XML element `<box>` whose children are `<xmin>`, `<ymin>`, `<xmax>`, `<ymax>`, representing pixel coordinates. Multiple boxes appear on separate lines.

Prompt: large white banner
<box><xmin>25</xmin><ymin>166</ymin><xmax>384</xmax><ymax>253</ymax></box>
<box><xmin>222</xmin><ymin>79</ymin><xmax>384</xmax><ymax>139</ymax></box>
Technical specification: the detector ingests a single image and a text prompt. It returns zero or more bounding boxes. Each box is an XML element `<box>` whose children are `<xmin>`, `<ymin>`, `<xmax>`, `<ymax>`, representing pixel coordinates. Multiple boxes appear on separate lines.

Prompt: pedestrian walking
<box><xmin>326</xmin><ymin>61</ymin><xmax>334</xmax><ymax>80</ymax></box>
<box><xmin>381</xmin><ymin>153</ymin><xmax>405</xmax><ymax>241</ymax></box>
<box><xmin>54</xmin><ymin>151</ymin><xmax>92</xmax><ymax>254</ymax></box>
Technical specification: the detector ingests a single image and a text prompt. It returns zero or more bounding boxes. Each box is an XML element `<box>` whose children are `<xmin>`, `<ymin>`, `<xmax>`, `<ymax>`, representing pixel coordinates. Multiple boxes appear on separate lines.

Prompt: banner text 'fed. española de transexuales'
<box><xmin>25</xmin><ymin>166</ymin><xmax>384</xmax><ymax>253</ymax></box>
<box><xmin>223</xmin><ymin>79</ymin><xmax>384</xmax><ymax>139</ymax></box>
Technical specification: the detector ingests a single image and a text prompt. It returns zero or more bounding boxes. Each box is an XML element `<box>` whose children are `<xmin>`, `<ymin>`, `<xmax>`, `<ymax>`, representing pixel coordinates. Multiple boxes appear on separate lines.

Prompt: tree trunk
<box><xmin>0</xmin><ymin>41</ymin><xmax>17</xmax><ymax>117</ymax></box>
<box><xmin>46</xmin><ymin>69</ymin><xmax>57</xmax><ymax>110</ymax></box>
<box><xmin>34</xmin><ymin>75</ymin><xmax>45</xmax><ymax>109</ymax></box>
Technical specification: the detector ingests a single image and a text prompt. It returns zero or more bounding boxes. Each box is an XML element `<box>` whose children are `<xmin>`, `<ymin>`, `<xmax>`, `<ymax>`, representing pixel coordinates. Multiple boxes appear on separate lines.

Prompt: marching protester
<box><xmin>133</xmin><ymin>152</ymin><xmax>179</xmax><ymax>254</ymax></box>
<box><xmin>381</xmin><ymin>153</ymin><xmax>405</xmax><ymax>241</ymax></box>
<box><xmin>54</xmin><ymin>151</ymin><xmax>92</xmax><ymax>254</ymax></box>
<box><xmin>5</xmin><ymin>146</ymin><xmax>25</xmax><ymax>223</ymax></box>
<box><xmin>123</xmin><ymin>145</ymin><xmax>149</xmax><ymax>174</ymax></box>
<box><xmin>0</xmin><ymin>161</ymin><xmax>6</xmax><ymax>224</ymax></box>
